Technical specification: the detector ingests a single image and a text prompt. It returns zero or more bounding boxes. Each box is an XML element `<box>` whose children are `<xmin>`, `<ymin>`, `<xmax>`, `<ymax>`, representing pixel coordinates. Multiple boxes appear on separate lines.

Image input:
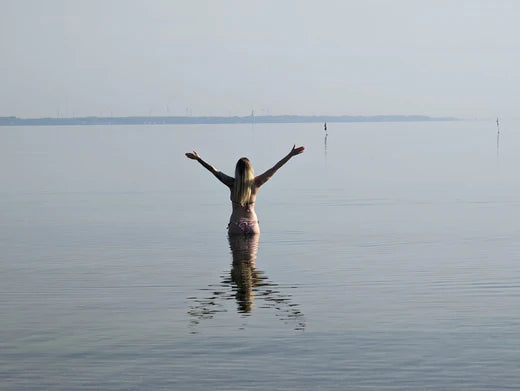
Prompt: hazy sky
<box><xmin>1</xmin><ymin>0</ymin><xmax>519</xmax><ymax>119</ymax></box>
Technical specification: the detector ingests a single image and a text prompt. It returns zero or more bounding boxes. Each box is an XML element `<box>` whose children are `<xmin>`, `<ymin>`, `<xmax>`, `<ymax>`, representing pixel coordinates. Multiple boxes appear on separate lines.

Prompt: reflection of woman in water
<box><xmin>188</xmin><ymin>234</ymin><xmax>305</xmax><ymax>330</ymax></box>
<box><xmin>228</xmin><ymin>234</ymin><xmax>261</xmax><ymax>312</ymax></box>
<box><xmin>185</xmin><ymin>145</ymin><xmax>304</xmax><ymax>235</ymax></box>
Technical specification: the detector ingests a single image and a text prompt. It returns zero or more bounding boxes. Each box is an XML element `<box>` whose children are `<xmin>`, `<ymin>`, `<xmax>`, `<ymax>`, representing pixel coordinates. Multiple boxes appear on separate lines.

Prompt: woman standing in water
<box><xmin>185</xmin><ymin>144</ymin><xmax>305</xmax><ymax>235</ymax></box>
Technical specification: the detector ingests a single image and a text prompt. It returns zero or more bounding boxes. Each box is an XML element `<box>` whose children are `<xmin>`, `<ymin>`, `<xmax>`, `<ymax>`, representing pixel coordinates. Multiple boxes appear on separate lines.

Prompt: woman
<box><xmin>185</xmin><ymin>144</ymin><xmax>305</xmax><ymax>235</ymax></box>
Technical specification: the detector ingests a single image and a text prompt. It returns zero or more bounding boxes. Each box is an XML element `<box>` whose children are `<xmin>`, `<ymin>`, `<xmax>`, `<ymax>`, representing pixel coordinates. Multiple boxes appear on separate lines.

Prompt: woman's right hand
<box><xmin>185</xmin><ymin>151</ymin><xmax>200</xmax><ymax>160</ymax></box>
<box><xmin>290</xmin><ymin>144</ymin><xmax>305</xmax><ymax>156</ymax></box>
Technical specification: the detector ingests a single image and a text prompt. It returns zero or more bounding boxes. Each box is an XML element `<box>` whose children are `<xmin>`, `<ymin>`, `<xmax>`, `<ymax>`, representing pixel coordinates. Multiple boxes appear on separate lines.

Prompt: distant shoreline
<box><xmin>0</xmin><ymin>114</ymin><xmax>459</xmax><ymax>126</ymax></box>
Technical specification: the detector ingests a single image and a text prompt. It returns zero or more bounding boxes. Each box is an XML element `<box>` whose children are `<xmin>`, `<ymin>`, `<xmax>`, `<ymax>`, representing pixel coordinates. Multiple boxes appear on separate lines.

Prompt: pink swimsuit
<box><xmin>228</xmin><ymin>218</ymin><xmax>259</xmax><ymax>234</ymax></box>
<box><xmin>229</xmin><ymin>200</ymin><xmax>259</xmax><ymax>234</ymax></box>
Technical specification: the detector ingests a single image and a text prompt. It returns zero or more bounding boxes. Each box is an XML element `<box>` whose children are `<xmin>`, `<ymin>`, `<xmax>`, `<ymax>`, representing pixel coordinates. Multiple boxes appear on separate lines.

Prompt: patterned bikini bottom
<box><xmin>228</xmin><ymin>219</ymin><xmax>259</xmax><ymax>235</ymax></box>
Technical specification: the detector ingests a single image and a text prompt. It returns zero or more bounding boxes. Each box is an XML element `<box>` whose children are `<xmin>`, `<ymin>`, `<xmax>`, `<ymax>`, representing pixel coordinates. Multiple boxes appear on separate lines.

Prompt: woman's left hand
<box><xmin>185</xmin><ymin>151</ymin><xmax>200</xmax><ymax>160</ymax></box>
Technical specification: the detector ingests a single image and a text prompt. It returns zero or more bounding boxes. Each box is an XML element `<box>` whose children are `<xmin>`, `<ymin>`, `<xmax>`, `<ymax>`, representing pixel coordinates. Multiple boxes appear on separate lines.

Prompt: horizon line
<box><xmin>0</xmin><ymin>113</ymin><xmax>460</xmax><ymax>126</ymax></box>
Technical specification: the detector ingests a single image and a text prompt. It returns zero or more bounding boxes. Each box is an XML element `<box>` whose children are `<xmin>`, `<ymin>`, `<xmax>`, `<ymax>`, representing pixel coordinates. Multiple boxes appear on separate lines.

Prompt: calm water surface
<box><xmin>1</xmin><ymin>121</ymin><xmax>519</xmax><ymax>390</ymax></box>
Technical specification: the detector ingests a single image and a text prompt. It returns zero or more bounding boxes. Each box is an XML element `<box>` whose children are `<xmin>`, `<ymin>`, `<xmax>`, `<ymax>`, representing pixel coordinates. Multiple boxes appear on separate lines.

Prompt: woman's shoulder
<box><xmin>216</xmin><ymin>171</ymin><xmax>234</xmax><ymax>187</ymax></box>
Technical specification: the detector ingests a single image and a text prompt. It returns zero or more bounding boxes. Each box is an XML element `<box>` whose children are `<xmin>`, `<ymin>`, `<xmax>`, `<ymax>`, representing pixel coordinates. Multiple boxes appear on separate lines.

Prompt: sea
<box><xmin>1</xmin><ymin>120</ymin><xmax>519</xmax><ymax>390</ymax></box>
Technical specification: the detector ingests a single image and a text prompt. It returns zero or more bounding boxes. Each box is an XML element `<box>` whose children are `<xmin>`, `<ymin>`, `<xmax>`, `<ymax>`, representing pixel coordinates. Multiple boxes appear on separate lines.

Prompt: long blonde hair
<box><xmin>233</xmin><ymin>157</ymin><xmax>254</xmax><ymax>206</ymax></box>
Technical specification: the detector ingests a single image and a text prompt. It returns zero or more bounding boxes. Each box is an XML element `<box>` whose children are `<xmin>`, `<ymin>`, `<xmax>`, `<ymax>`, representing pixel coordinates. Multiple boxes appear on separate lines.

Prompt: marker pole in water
<box><xmin>497</xmin><ymin>131</ymin><xmax>500</xmax><ymax>158</ymax></box>
<box><xmin>496</xmin><ymin>118</ymin><xmax>500</xmax><ymax>159</ymax></box>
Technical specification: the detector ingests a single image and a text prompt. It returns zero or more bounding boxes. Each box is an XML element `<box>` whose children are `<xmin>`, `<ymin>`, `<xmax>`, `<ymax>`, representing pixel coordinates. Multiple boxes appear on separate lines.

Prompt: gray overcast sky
<box><xmin>1</xmin><ymin>0</ymin><xmax>519</xmax><ymax>119</ymax></box>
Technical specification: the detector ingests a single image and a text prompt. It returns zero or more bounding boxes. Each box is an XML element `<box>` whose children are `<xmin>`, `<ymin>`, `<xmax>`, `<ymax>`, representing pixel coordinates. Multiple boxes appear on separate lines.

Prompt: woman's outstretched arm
<box><xmin>185</xmin><ymin>151</ymin><xmax>234</xmax><ymax>188</ymax></box>
<box><xmin>255</xmin><ymin>144</ymin><xmax>304</xmax><ymax>187</ymax></box>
